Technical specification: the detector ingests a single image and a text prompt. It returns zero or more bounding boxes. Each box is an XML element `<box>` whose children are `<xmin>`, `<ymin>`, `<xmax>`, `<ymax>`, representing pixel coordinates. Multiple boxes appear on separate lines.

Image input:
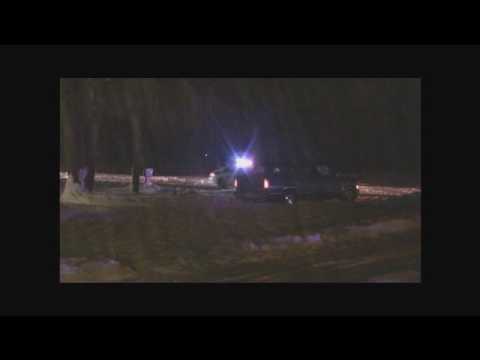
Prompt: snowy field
<box><xmin>60</xmin><ymin>173</ymin><xmax>421</xmax><ymax>283</ymax></box>
<box><xmin>60</xmin><ymin>173</ymin><xmax>420</xmax><ymax>203</ymax></box>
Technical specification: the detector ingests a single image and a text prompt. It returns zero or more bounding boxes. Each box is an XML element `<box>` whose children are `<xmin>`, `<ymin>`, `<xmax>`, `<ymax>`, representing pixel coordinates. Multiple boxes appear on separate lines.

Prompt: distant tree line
<box><xmin>60</xmin><ymin>78</ymin><xmax>420</xmax><ymax>182</ymax></box>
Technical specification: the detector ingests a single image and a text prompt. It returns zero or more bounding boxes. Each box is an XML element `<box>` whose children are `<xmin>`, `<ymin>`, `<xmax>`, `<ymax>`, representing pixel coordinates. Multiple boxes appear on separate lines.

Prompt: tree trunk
<box><xmin>123</xmin><ymin>79</ymin><xmax>144</xmax><ymax>193</ymax></box>
<box><xmin>85</xmin><ymin>162</ymin><xmax>95</xmax><ymax>192</ymax></box>
<box><xmin>61</xmin><ymin>79</ymin><xmax>82</xmax><ymax>185</ymax></box>
<box><xmin>70</xmin><ymin>165</ymin><xmax>80</xmax><ymax>184</ymax></box>
<box><xmin>85</xmin><ymin>79</ymin><xmax>99</xmax><ymax>192</ymax></box>
<box><xmin>131</xmin><ymin>163</ymin><xmax>140</xmax><ymax>193</ymax></box>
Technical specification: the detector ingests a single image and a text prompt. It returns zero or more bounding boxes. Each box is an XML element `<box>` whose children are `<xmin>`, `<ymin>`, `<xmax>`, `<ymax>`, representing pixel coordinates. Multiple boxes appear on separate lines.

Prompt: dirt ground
<box><xmin>60</xmin><ymin>174</ymin><xmax>421</xmax><ymax>283</ymax></box>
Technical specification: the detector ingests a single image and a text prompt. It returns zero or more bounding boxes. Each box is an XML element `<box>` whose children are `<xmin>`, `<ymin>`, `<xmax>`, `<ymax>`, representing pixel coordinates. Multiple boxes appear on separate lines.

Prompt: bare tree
<box><xmin>60</xmin><ymin>78</ymin><xmax>84</xmax><ymax>184</ymax></box>
<box><xmin>83</xmin><ymin>78</ymin><xmax>103</xmax><ymax>192</ymax></box>
<box><xmin>122</xmin><ymin>79</ymin><xmax>145</xmax><ymax>193</ymax></box>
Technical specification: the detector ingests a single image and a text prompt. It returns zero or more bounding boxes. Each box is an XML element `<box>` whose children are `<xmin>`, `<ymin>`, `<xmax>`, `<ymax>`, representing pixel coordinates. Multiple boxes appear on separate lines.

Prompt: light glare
<box><xmin>235</xmin><ymin>157</ymin><xmax>253</xmax><ymax>169</ymax></box>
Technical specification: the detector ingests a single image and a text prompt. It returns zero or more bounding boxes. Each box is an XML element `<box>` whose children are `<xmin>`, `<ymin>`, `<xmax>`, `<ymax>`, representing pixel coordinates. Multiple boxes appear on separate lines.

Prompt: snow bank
<box><xmin>61</xmin><ymin>178</ymin><xmax>92</xmax><ymax>204</ymax></box>
<box><xmin>108</xmin><ymin>183</ymin><xmax>175</xmax><ymax>195</ymax></box>
<box><xmin>60</xmin><ymin>178</ymin><xmax>194</xmax><ymax>206</ymax></box>
<box><xmin>357</xmin><ymin>184</ymin><xmax>420</xmax><ymax>197</ymax></box>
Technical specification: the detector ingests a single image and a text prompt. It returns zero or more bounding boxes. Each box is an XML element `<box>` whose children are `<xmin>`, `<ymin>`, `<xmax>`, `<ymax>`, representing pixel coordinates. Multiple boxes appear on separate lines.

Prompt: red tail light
<box><xmin>263</xmin><ymin>178</ymin><xmax>270</xmax><ymax>189</ymax></box>
<box><xmin>234</xmin><ymin>179</ymin><xmax>238</xmax><ymax>188</ymax></box>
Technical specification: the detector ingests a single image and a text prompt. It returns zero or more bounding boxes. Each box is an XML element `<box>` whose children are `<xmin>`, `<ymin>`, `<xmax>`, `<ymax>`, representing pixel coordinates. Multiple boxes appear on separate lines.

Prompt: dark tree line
<box><xmin>60</xmin><ymin>78</ymin><xmax>420</xmax><ymax>186</ymax></box>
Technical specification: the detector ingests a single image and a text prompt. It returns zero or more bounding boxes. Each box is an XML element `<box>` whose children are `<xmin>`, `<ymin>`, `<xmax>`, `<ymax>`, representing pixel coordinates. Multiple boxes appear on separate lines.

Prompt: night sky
<box><xmin>60</xmin><ymin>78</ymin><xmax>420</xmax><ymax>176</ymax></box>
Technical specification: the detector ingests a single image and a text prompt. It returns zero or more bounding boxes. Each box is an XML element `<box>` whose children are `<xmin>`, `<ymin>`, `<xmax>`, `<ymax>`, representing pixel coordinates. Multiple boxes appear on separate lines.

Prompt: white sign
<box><xmin>145</xmin><ymin>168</ymin><xmax>154</xmax><ymax>186</ymax></box>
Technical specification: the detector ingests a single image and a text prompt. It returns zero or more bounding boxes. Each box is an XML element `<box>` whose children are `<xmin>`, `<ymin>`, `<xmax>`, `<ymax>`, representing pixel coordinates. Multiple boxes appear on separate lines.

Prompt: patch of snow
<box><xmin>245</xmin><ymin>217</ymin><xmax>418</xmax><ymax>252</ymax></box>
<box><xmin>358</xmin><ymin>185</ymin><xmax>421</xmax><ymax>197</ymax></box>
<box><xmin>139</xmin><ymin>183</ymin><xmax>170</xmax><ymax>194</ymax></box>
<box><xmin>245</xmin><ymin>233</ymin><xmax>323</xmax><ymax>251</ymax></box>
<box><xmin>272</xmin><ymin>233</ymin><xmax>321</xmax><ymax>244</ymax></box>
<box><xmin>305</xmin><ymin>233</ymin><xmax>322</xmax><ymax>243</ymax></box>
<box><xmin>346</xmin><ymin>219</ymin><xmax>418</xmax><ymax>237</ymax></box>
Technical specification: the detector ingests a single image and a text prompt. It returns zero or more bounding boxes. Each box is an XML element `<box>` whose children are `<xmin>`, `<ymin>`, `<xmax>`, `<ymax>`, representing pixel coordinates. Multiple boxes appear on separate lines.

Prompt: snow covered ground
<box><xmin>60</xmin><ymin>215</ymin><xmax>420</xmax><ymax>283</ymax></box>
<box><xmin>60</xmin><ymin>172</ymin><xmax>420</xmax><ymax>206</ymax></box>
<box><xmin>94</xmin><ymin>173</ymin><xmax>217</xmax><ymax>188</ymax></box>
<box><xmin>357</xmin><ymin>184</ymin><xmax>420</xmax><ymax>198</ymax></box>
<box><xmin>60</xmin><ymin>172</ymin><xmax>421</xmax><ymax>282</ymax></box>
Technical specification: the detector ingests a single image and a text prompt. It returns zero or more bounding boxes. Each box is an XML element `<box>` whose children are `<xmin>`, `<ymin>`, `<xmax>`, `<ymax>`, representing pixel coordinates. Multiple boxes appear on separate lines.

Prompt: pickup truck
<box><xmin>234</xmin><ymin>163</ymin><xmax>359</xmax><ymax>204</ymax></box>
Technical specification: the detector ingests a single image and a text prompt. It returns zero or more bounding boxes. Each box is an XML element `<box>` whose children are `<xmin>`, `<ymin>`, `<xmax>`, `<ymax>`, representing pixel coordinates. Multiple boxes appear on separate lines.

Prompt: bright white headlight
<box><xmin>235</xmin><ymin>157</ymin><xmax>253</xmax><ymax>169</ymax></box>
